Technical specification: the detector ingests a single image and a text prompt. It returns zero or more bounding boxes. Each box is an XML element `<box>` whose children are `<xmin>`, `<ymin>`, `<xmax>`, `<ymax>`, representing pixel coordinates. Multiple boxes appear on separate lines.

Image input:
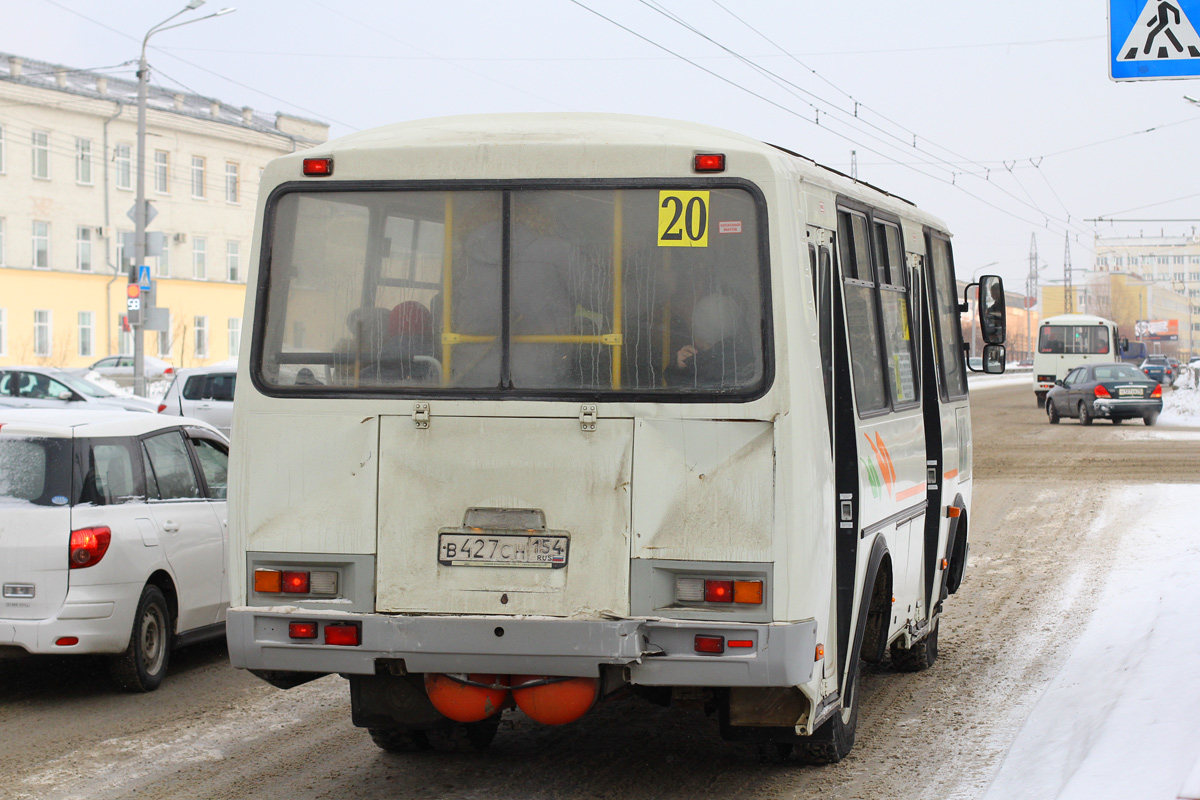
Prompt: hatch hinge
<box><xmin>413</xmin><ymin>402</ymin><xmax>430</xmax><ymax>429</ymax></box>
<box><xmin>579</xmin><ymin>403</ymin><xmax>597</xmax><ymax>432</ymax></box>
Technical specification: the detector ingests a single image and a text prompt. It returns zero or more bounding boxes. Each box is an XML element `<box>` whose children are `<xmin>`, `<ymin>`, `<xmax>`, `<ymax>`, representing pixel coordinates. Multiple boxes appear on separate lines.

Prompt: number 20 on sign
<box><xmin>658</xmin><ymin>190</ymin><xmax>709</xmax><ymax>247</ymax></box>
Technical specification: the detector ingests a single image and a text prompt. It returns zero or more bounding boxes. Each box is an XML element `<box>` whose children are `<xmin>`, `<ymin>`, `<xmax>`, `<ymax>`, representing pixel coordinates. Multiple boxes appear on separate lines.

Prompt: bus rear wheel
<box><xmin>891</xmin><ymin>618</ymin><xmax>939</xmax><ymax>672</ymax></box>
<box><xmin>795</xmin><ymin>658</ymin><xmax>860</xmax><ymax>764</ymax></box>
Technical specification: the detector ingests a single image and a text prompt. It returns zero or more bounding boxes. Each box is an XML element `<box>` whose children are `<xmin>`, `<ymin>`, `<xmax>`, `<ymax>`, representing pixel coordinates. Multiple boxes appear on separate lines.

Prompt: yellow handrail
<box><xmin>441</xmin><ymin>194</ymin><xmax>454</xmax><ymax>386</ymax></box>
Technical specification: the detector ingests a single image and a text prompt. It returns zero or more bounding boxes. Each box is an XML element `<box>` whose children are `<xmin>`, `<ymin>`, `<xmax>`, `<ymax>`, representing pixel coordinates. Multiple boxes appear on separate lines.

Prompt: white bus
<box><xmin>1033</xmin><ymin>313</ymin><xmax>1122</xmax><ymax>407</ymax></box>
<box><xmin>225</xmin><ymin>113</ymin><xmax>1005</xmax><ymax>761</ymax></box>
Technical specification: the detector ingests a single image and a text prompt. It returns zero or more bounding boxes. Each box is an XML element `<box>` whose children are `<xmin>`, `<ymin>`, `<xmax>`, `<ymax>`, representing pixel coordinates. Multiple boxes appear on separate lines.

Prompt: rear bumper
<box><xmin>1092</xmin><ymin>398</ymin><xmax>1163</xmax><ymax>418</ymax></box>
<box><xmin>0</xmin><ymin>584</ymin><xmax>137</xmax><ymax>655</ymax></box>
<box><xmin>226</xmin><ymin>608</ymin><xmax>818</xmax><ymax>688</ymax></box>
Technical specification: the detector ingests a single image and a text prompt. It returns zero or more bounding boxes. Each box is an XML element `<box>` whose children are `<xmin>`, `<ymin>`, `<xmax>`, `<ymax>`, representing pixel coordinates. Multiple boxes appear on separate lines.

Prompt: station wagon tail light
<box><xmin>288</xmin><ymin>621</ymin><xmax>318</xmax><ymax>640</ymax></box>
<box><xmin>324</xmin><ymin>623</ymin><xmax>360</xmax><ymax>646</ymax></box>
<box><xmin>694</xmin><ymin>635</ymin><xmax>725</xmax><ymax>653</ymax></box>
<box><xmin>156</xmin><ymin>403</ymin><xmax>167</xmax><ymax>413</ymax></box>
<box><xmin>163</xmin><ymin>367</ymin><xmax>173</xmax><ymax>375</ymax></box>
<box><xmin>69</xmin><ymin>526</ymin><xmax>111</xmax><ymax>569</ymax></box>
<box><xmin>1094</xmin><ymin>385</ymin><xmax>1111</xmax><ymax>398</ymax></box>
<box><xmin>694</xmin><ymin>153</ymin><xmax>725</xmax><ymax>172</ymax></box>
<box><xmin>303</xmin><ymin>157</ymin><xmax>333</xmax><ymax>176</ymax></box>
<box><xmin>1151</xmin><ymin>384</ymin><xmax>1163</xmax><ymax>398</ymax></box>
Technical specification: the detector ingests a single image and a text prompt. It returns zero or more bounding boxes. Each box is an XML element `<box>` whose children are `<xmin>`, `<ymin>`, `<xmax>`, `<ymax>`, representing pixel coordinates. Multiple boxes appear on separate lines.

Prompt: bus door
<box><xmin>834</xmin><ymin>207</ymin><xmax>927</xmax><ymax>672</ymax></box>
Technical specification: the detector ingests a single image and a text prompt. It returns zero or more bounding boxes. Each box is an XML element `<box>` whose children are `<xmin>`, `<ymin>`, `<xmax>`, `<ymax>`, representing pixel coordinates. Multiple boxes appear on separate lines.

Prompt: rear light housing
<box><xmin>254</xmin><ymin>568</ymin><xmax>338</xmax><ymax>596</ymax></box>
<box><xmin>1151</xmin><ymin>384</ymin><xmax>1163</xmax><ymax>398</ymax></box>
<box><xmin>694</xmin><ymin>635</ymin><xmax>724</xmax><ymax>653</ymax></box>
<box><xmin>324</xmin><ymin>623</ymin><xmax>360</xmax><ymax>646</ymax></box>
<box><xmin>69</xmin><ymin>526</ymin><xmax>111</xmax><ymax>569</ymax></box>
<box><xmin>1094</xmin><ymin>385</ymin><xmax>1111</xmax><ymax>398</ymax></box>
<box><xmin>303</xmin><ymin>157</ymin><xmax>333</xmax><ymax>176</ymax></box>
<box><xmin>675</xmin><ymin>576</ymin><xmax>764</xmax><ymax>605</ymax></box>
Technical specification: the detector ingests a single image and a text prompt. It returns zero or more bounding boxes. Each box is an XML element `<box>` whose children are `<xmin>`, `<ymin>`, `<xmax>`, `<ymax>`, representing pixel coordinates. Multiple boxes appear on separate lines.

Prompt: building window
<box><xmin>1159</xmin><ymin>256</ymin><xmax>1169</xmax><ymax>265</ymax></box>
<box><xmin>1191</xmin><ymin>256</ymin><xmax>1200</xmax><ymax>265</ymax></box>
<box><xmin>193</xmin><ymin>237</ymin><xmax>206</xmax><ymax>280</ymax></box>
<box><xmin>228</xmin><ymin>317</ymin><xmax>241</xmax><ymax>358</ymax></box>
<box><xmin>156</xmin><ymin>246</ymin><xmax>169</xmax><ymax>278</ymax></box>
<box><xmin>0</xmin><ymin>124</ymin><xmax>6</xmax><ymax>174</ymax></box>
<box><xmin>115</xmin><ymin>144</ymin><xmax>132</xmax><ymax>190</ymax></box>
<box><xmin>1175</xmin><ymin>255</ymin><xmax>1186</xmax><ymax>265</ymax></box>
<box><xmin>77</xmin><ymin>226</ymin><xmax>93</xmax><ymax>272</ymax></box>
<box><xmin>1176</xmin><ymin>272</ymin><xmax>1186</xmax><ymax>282</ymax></box>
<box><xmin>158</xmin><ymin>312</ymin><xmax>172</xmax><ymax>358</ymax></box>
<box><xmin>0</xmin><ymin>308</ymin><xmax>6</xmax><ymax>356</ymax></box>
<box><xmin>78</xmin><ymin>311</ymin><xmax>94</xmax><ymax>357</ymax></box>
<box><xmin>194</xmin><ymin>315</ymin><xmax>208</xmax><ymax>358</ymax></box>
<box><xmin>154</xmin><ymin>150</ymin><xmax>169</xmax><ymax>194</ymax></box>
<box><xmin>34</xmin><ymin>310</ymin><xmax>52</xmax><ymax>357</ymax></box>
<box><xmin>32</xmin><ymin>221</ymin><xmax>49</xmax><ymax>269</ymax></box>
<box><xmin>118</xmin><ymin>325</ymin><xmax>132</xmax><ymax>356</ymax></box>
<box><xmin>31</xmin><ymin>131</ymin><xmax>49</xmax><ymax>179</ymax></box>
<box><xmin>1191</xmin><ymin>272</ymin><xmax>1200</xmax><ymax>281</ymax></box>
<box><xmin>225</xmin><ymin>162</ymin><xmax>239</xmax><ymax>203</ymax></box>
<box><xmin>191</xmin><ymin>156</ymin><xmax>205</xmax><ymax>198</ymax></box>
<box><xmin>0</xmin><ymin>217</ymin><xmax>5</xmax><ymax>266</ymax></box>
<box><xmin>226</xmin><ymin>241</ymin><xmax>239</xmax><ymax>282</ymax></box>
<box><xmin>76</xmin><ymin>138</ymin><xmax>93</xmax><ymax>185</ymax></box>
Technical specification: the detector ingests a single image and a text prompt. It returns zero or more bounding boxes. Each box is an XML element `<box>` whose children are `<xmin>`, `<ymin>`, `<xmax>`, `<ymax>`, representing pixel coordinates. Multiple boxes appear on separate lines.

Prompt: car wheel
<box><xmin>1047</xmin><ymin>400</ymin><xmax>1060</xmax><ymax>424</ymax></box>
<box><xmin>109</xmin><ymin>584</ymin><xmax>172</xmax><ymax>692</ymax></box>
<box><xmin>1144</xmin><ymin>411</ymin><xmax>1159</xmax><ymax>426</ymax></box>
<box><xmin>1112</xmin><ymin>417</ymin><xmax>1123</xmax><ymax>425</ymax></box>
<box><xmin>891</xmin><ymin>617</ymin><xmax>939</xmax><ymax>672</ymax></box>
<box><xmin>1078</xmin><ymin>402</ymin><xmax>1093</xmax><ymax>426</ymax></box>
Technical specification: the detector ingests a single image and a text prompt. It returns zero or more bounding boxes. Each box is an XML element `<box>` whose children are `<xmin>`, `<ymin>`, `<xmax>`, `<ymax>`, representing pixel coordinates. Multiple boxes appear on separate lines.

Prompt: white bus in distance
<box><xmin>225</xmin><ymin>113</ymin><xmax>1006</xmax><ymax>762</ymax></box>
<box><xmin>1033</xmin><ymin>313</ymin><xmax>1124</xmax><ymax>407</ymax></box>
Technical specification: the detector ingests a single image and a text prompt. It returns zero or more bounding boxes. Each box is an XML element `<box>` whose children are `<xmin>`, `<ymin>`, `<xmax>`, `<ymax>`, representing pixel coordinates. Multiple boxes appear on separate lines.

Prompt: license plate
<box><xmin>438</xmin><ymin>532</ymin><xmax>569</xmax><ymax>568</ymax></box>
<box><xmin>1118</xmin><ymin>387</ymin><xmax>1143</xmax><ymax>397</ymax></box>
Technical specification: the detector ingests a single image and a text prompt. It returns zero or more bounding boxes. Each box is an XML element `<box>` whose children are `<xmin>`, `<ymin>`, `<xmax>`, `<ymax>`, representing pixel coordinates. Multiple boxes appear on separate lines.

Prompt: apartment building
<box><xmin>0</xmin><ymin>53</ymin><xmax>327</xmax><ymax>368</ymax></box>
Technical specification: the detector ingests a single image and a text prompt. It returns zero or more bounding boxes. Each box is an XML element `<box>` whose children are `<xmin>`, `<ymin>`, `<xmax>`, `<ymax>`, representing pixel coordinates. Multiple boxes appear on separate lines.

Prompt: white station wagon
<box><xmin>0</xmin><ymin>409</ymin><xmax>230</xmax><ymax>691</ymax></box>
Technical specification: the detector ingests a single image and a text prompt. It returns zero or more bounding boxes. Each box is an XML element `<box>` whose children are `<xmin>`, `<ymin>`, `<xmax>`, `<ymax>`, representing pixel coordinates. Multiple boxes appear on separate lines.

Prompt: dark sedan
<box><xmin>1046</xmin><ymin>362</ymin><xmax>1162</xmax><ymax>426</ymax></box>
<box><xmin>1139</xmin><ymin>356</ymin><xmax>1173</xmax><ymax>385</ymax></box>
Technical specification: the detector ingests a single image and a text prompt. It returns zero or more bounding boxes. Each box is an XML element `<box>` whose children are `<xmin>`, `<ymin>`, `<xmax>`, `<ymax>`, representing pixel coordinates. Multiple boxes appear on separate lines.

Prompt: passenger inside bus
<box><xmin>664</xmin><ymin>293</ymin><xmax>752</xmax><ymax>388</ymax></box>
<box><xmin>1039</xmin><ymin>327</ymin><xmax>1065</xmax><ymax>354</ymax></box>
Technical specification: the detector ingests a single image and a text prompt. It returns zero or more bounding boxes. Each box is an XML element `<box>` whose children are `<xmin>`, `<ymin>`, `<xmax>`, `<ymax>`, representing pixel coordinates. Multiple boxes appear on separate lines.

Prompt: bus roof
<box><xmin>1040</xmin><ymin>313</ymin><xmax>1116</xmax><ymax>326</ymax></box>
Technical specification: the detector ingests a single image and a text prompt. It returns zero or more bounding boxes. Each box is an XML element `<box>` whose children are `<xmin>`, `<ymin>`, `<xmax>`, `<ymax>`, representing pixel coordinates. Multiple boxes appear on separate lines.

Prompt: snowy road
<box><xmin>3</xmin><ymin>380</ymin><xmax>1199</xmax><ymax>800</ymax></box>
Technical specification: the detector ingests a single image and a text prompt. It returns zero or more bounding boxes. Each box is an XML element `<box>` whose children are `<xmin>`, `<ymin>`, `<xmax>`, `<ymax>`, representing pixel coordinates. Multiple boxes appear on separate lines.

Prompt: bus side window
<box><xmin>926</xmin><ymin>233</ymin><xmax>968</xmax><ymax>400</ymax></box>
<box><xmin>813</xmin><ymin>242</ymin><xmax>834</xmax><ymax>438</ymax></box>
<box><xmin>873</xmin><ymin>220</ymin><xmax>918</xmax><ymax>406</ymax></box>
<box><xmin>837</xmin><ymin>210</ymin><xmax>888</xmax><ymax>414</ymax></box>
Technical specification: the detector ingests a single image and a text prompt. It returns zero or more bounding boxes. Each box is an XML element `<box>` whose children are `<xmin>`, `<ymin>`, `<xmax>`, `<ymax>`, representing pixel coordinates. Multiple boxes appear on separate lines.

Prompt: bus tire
<box><xmin>425</xmin><ymin>721</ymin><xmax>500</xmax><ymax>752</ymax></box>
<box><xmin>795</xmin><ymin>659</ymin><xmax>860</xmax><ymax>764</ymax></box>
<box><xmin>108</xmin><ymin>584</ymin><xmax>172</xmax><ymax>693</ymax></box>
<box><xmin>891</xmin><ymin>618</ymin><xmax>939</xmax><ymax>672</ymax></box>
<box><xmin>1078</xmin><ymin>402</ymin><xmax>1093</xmax><ymax>426</ymax></box>
<box><xmin>368</xmin><ymin>728</ymin><xmax>431</xmax><ymax>753</ymax></box>
<box><xmin>1036</xmin><ymin>392</ymin><xmax>1046</xmax><ymax>408</ymax></box>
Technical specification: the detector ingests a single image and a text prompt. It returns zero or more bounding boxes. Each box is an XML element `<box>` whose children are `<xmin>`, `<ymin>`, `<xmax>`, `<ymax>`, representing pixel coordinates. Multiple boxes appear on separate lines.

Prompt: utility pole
<box><xmin>850</xmin><ymin>150</ymin><xmax>857</xmax><ymax>180</ymax></box>
<box><xmin>1063</xmin><ymin>232</ymin><xmax>1074</xmax><ymax>314</ymax></box>
<box><xmin>1027</xmin><ymin>233</ymin><xmax>1038</xmax><ymax>361</ymax></box>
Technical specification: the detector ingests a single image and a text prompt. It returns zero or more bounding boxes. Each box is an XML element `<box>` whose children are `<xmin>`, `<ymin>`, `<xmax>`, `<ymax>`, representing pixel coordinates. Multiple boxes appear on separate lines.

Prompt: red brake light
<box><xmin>157</xmin><ymin>403</ymin><xmax>167</xmax><ymax>413</ymax></box>
<box><xmin>1151</xmin><ymin>384</ymin><xmax>1163</xmax><ymax>398</ymax></box>
<box><xmin>704</xmin><ymin>580</ymin><xmax>734</xmax><ymax>602</ymax></box>
<box><xmin>1094</xmin><ymin>385</ymin><xmax>1111</xmax><ymax>398</ymax></box>
<box><xmin>288</xmin><ymin>621</ymin><xmax>318</xmax><ymax>640</ymax></box>
<box><xmin>282</xmin><ymin>571</ymin><xmax>309</xmax><ymax>593</ymax></box>
<box><xmin>694</xmin><ymin>153</ymin><xmax>725</xmax><ymax>172</ymax></box>
<box><xmin>694</xmin><ymin>635</ymin><xmax>725</xmax><ymax>653</ymax></box>
<box><xmin>324</xmin><ymin>623</ymin><xmax>360</xmax><ymax>646</ymax></box>
<box><xmin>303</xmin><ymin>157</ymin><xmax>333</xmax><ymax>176</ymax></box>
<box><xmin>69</xmin><ymin>526</ymin><xmax>111</xmax><ymax>569</ymax></box>
<box><xmin>55</xmin><ymin>637</ymin><xmax>79</xmax><ymax>646</ymax></box>
<box><xmin>163</xmin><ymin>367</ymin><xmax>173</xmax><ymax>375</ymax></box>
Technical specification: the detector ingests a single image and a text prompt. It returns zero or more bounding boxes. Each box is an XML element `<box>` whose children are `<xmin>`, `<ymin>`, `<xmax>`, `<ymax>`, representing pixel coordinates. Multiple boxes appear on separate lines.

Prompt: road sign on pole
<box><xmin>138</xmin><ymin>265</ymin><xmax>152</xmax><ymax>290</ymax></box>
<box><xmin>1111</xmin><ymin>0</ymin><xmax>1200</xmax><ymax>80</ymax></box>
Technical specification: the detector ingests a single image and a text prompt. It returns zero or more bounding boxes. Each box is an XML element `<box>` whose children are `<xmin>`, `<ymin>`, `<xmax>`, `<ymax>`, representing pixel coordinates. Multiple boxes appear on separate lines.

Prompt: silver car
<box><xmin>73</xmin><ymin>355</ymin><xmax>175</xmax><ymax>388</ymax></box>
<box><xmin>157</xmin><ymin>366</ymin><xmax>236</xmax><ymax>437</ymax></box>
<box><xmin>0</xmin><ymin>367</ymin><xmax>158</xmax><ymax>413</ymax></box>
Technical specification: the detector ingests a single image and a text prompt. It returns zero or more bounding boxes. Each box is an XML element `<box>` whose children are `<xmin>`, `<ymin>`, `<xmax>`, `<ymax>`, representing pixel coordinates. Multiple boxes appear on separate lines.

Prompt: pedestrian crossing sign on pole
<box><xmin>1111</xmin><ymin>0</ymin><xmax>1200</xmax><ymax>80</ymax></box>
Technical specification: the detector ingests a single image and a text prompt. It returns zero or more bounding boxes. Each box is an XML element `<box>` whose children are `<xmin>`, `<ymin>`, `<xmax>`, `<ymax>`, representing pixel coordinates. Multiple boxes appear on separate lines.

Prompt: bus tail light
<box><xmin>1094</xmin><ymin>385</ymin><xmax>1111</xmax><ymax>398</ymax></box>
<box><xmin>324</xmin><ymin>623</ymin><xmax>360</xmax><ymax>646</ymax></box>
<box><xmin>254</xmin><ymin>568</ymin><xmax>338</xmax><ymax>596</ymax></box>
<box><xmin>1151</xmin><ymin>384</ymin><xmax>1163</xmax><ymax>398</ymax></box>
<box><xmin>69</xmin><ymin>527</ymin><xmax>111</xmax><ymax>569</ymax></box>
<box><xmin>694</xmin><ymin>153</ymin><xmax>725</xmax><ymax>172</ymax></box>
<box><xmin>675</xmin><ymin>577</ymin><xmax>764</xmax><ymax>605</ymax></box>
<box><xmin>694</xmin><ymin>635</ymin><xmax>725</xmax><ymax>653</ymax></box>
<box><xmin>254</xmin><ymin>569</ymin><xmax>282</xmax><ymax>593</ymax></box>
<box><xmin>733</xmin><ymin>580</ymin><xmax>763</xmax><ymax>604</ymax></box>
<box><xmin>303</xmin><ymin>157</ymin><xmax>333</xmax><ymax>176</ymax></box>
<box><xmin>705</xmin><ymin>580</ymin><xmax>734</xmax><ymax>602</ymax></box>
<box><xmin>288</xmin><ymin>621</ymin><xmax>318</xmax><ymax>640</ymax></box>
<box><xmin>282</xmin><ymin>571</ymin><xmax>309</xmax><ymax>593</ymax></box>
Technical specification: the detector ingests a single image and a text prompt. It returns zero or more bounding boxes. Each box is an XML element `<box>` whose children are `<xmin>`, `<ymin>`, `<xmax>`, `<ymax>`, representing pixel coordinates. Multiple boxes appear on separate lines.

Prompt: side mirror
<box><xmin>978</xmin><ymin>275</ymin><xmax>1006</xmax><ymax>345</ymax></box>
<box><xmin>57</xmin><ymin>392</ymin><xmax>78</xmax><ymax>401</ymax></box>
<box><xmin>983</xmin><ymin>343</ymin><xmax>1006</xmax><ymax>374</ymax></box>
<box><xmin>1120</xmin><ymin>337</ymin><xmax>1129</xmax><ymax>352</ymax></box>
<box><xmin>1054</xmin><ymin>379</ymin><xmax>1065</xmax><ymax>387</ymax></box>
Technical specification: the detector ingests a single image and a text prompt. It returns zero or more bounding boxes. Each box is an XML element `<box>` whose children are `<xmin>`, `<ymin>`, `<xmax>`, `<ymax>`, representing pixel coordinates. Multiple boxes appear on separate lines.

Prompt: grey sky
<box><xmin>6</xmin><ymin>0</ymin><xmax>1200</xmax><ymax>293</ymax></box>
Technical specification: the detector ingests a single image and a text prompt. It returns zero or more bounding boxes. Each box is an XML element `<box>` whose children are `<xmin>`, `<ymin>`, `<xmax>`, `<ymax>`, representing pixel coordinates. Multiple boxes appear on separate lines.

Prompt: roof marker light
<box><xmin>303</xmin><ymin>157</ymin><xmax>333</xmax><ymax>177</ymax></box>
<box><xmin>694</xmin><ymin>153</ymin><xmax>725</xmax><ymax>172</ymax></box>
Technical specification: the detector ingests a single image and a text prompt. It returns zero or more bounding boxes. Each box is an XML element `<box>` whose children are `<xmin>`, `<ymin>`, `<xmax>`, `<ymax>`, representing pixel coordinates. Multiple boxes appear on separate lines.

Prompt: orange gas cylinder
<box><xmin>424</xmin><ymin>673</ymin><xmax>509</xmax><ymax>723</ymax></box>
<box><xmin>510</xmin><ymin>675</ymin><xmax>599</xmax><ymax>725</ymax></box>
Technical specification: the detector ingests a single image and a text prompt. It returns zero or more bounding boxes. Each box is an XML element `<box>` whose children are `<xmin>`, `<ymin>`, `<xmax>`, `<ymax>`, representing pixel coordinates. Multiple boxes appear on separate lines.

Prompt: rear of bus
<box><xmin>1033</xmin><ymin>314</ymin><xmax>1117</xmax><ymax>406</ymax></box>
<box><xmin>226</xmin><ymin>115</ymin><xmax>838</xmax><ymax>747</ymax></box>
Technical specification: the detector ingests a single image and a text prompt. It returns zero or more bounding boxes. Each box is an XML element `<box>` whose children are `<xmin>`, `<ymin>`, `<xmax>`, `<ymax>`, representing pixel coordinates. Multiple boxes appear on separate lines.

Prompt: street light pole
<box><xmin>133</xmin><ymin>0</ymin><xmax>235</xmax><ymax>395</ymax></box>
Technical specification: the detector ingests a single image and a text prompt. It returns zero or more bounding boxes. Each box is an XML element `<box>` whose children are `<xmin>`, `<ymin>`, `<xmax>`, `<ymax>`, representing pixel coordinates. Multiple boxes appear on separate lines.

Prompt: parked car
<box><xmin>0</xmin><ymin>409</ymin><xmax>230</xmax><ymax>691</ymax></box>
<box><xmin>1138</xmin><ymin>356</ymin><xmax>1173</xmax><ymax>385</ymax></box>
<box><xmin>0</xmin><ymin>367</ymin><xmax>157</xmax><ymax>413</ymax></box>
<box><xmin>71</xmin><ymin>355</ymin><xmax>174</xmax><ymax>388</ymax></box>
<box><xmin>157</xmin><ymin>366</ymin><xmax>236</xmax><ymax>437</ymax></box>
<box><xmin>1046</xmin><ymin>362</ymin><xmax>1162</xmax><ymax>426</ymax></box>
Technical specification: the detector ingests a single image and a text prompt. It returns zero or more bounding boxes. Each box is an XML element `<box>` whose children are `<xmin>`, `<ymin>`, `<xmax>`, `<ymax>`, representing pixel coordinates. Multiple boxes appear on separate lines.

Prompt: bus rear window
<box><xmin>1038</xmin><ymin>325</ymin><xmax>1110</xmax><ymax>355</ymax></box>
<box><xmin>0</xmin><ymin>437</ymin><xmax>72</xmax><ymax>506</ymax></box>
<box><xmin>255</xmin><ymin>186</ymin><xmax>767</xmax><ymax>398</ymax></box>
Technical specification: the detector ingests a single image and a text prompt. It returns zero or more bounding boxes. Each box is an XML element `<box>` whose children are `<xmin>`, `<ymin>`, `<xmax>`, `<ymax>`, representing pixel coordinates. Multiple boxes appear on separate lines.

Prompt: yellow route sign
<box><xmin>657</xmin><ymin>191</ymin><xmax>709</xmax><ymax>247</ymax></box>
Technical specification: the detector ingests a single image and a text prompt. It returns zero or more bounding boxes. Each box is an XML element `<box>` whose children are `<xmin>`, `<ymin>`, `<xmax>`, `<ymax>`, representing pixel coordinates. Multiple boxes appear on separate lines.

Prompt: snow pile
<box><xmin>1160</xmin><ymin>378</ymin><xmax>1200</xmax><ymax>426</ymax></box>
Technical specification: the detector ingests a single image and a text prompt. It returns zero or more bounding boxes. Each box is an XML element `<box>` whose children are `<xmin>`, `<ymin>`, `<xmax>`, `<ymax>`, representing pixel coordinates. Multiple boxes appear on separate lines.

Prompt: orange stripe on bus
<box><xmin>895</xmin><ymin>484</ymin><xmax>925</xmax><ymax>501</ymax></box>
<box><xmin>943</xmin><ymin>469</ymin><xmax>958</xmax><ymax>480</ymax></box>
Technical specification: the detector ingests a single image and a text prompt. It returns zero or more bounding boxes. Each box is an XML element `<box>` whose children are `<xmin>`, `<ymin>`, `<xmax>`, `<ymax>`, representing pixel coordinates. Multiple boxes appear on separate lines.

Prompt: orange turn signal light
<box><xmin>733</xmin><ymin>580</ymin><xmax>764</xmax><ymax>605</ymax></box>
<box><xmin>946</xmin><ymin>506</ymin><xmax>962</xmax><ymax>518</ymax></box>
<box><xmin>254</xmin><ymin>569</ymin><xmax>282</xmax><ymax>593</ymax></box>
<box><xmin>941</xmin><ymin>558</ymin><xmax>949</xmax><ymax>569</ymax></box>
<box><xmin>815</xmin><ymin>643</ymin><xmax>825</xmax><ymax>660</ymax></box>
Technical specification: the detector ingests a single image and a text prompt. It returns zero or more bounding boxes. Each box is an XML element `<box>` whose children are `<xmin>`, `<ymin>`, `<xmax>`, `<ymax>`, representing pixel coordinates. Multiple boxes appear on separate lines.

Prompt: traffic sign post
<box><xmin>1111</xmin><ymin>0</ymin><xmax>1200</xmax><ymax>80</ymax></box>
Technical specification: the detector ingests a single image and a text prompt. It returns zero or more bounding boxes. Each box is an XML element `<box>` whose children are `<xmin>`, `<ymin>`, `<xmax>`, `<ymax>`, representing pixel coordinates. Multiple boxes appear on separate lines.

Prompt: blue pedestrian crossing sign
<box><xmin>138</xmin><ymin>264</ymin><xmax>152</xmax><ymax>290</ymax></box>
<box><xmin>1111</xmin><ymin>0</ymin><xmax>1200</xmax><ymax>80</ymax></box>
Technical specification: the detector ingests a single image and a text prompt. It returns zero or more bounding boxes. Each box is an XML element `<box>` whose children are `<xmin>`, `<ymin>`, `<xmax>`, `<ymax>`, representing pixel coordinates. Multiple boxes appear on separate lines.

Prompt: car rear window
<box><xmin>0</xmin><ymin>436</ymin><xmax>72</xmax><ymax>506</ymax></box>
<box><xmin>1093</xmin><ymin>365</ymin><xmax>1143</xmax><ymax>381</ymax></box>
